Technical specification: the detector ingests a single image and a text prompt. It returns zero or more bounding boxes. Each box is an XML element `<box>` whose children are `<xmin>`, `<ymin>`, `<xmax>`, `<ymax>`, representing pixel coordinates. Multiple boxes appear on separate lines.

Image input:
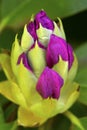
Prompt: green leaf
<box><xmin>75</xmin><ymin>43</ymin><xmax>87</xmax><ymax>68</ymax></box>
<box><xmin>0</xmin><ymin>0</ymin><xmax>1</xmax><ymax>21</ymax></box>
<box><xmin>70</xmin><ymin>102</ymin><xmax>87</xmax><ymax>117</ymax></box>
<box><xmin>78</xmin><ymin>84</ymin><xmax>87</xmax><ymax>105</ymax></box>
<box><xmin>72</xmin><ymin>117</ymin><xmax>87</xmax><ymax>130</ymax></box>
<box><xmin>75</xmin><ymin>43</ymin><xmax>87</xmax><ymax>105</ymax></box>
<box><xmin>76</xmin><ymin>67</ymin><xmax>87</xmax><ymax>86</ymax></box>
<box><xmin>0</xmin><ymin>121</ymin><xmax>17</xmax><ymax>130</ymax></box>
<box><xmin>0</xmin><ymin>0</ymin><xmax>87</xmax><ymax>31</ymax></box>
<box><xmin>0</xmin><ymin>28</ymin><xmax>16</xmax><ymax>49</ymax></box>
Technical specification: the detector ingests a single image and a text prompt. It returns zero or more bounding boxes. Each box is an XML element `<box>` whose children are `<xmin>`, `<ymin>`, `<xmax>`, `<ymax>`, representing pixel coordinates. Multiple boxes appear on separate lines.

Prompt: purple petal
<box><xmin>35</xmin><ymin>10</ymin><xmax>54</xmax><ymax>30</ymax></box>
<box><xmin>46</xmin><ymin>34</ymin><xmax>68</xmax><ymax>68</ymax></box>
<box><xmin>27</xmin><ymin>22</ymin><xmax>37</xmax><ymax>41</ymax></box>
<box><xmin>17</xmin><ymin>52</ymin><xmax>32</xmax><ymax>71</ymax></box>
<box><xmin>36</xmin><ymin>67</ymin><xmax>63</xmax><ymax>99</ymax></box>
<box><xmin>67</xmin><ymin>44</ymin><xmax>74</xmax><ymax>69</ymax></box>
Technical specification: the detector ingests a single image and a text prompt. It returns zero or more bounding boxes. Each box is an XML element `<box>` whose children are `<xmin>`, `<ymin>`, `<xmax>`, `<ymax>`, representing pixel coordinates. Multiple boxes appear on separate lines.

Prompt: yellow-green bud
<box><xmin>0</xmin><ymin>10</ymin><xmax>79</xmax><ymax>127</ymax></box>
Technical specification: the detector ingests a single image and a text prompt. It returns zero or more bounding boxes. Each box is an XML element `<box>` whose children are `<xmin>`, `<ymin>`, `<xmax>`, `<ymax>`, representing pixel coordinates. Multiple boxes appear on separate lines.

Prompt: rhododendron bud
<box><xmin>0</xmin><ymin>10</ymin><xmax>79</xmax><ymax>127</ymax></box>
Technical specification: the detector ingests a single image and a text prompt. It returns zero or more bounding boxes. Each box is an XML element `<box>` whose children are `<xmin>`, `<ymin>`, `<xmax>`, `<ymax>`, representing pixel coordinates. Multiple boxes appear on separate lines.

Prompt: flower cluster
<box><xmin>0</xmin><ymin>10</ymin><xmax>79</xmax><ymax>127</ymax></box>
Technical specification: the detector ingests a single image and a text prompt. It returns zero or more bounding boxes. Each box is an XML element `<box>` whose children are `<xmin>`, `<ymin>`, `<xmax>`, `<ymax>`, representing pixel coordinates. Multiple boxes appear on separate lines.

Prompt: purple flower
<box><xmin>0</xmin><ymin>10</ymin><xmax>79</xmax><ymax>127</ymax></box>
<box><xmin>67</xmin><ymin>44</ymin><xmax>74</xmax><ymax>69</ymax></box>
<box><xmin>35</xmin><ymin>10</ymin><xmax>54</xmax><ymax>30</ymax></box>
<box><xmin>17</xmin><ymin>10</ymin><xmax>74</xmax><ymax>100</ymax></box>
<box><xmin>36</xmin><ymin>67</ymin><xmax>63</xmax><ymax>99</ymax></box>
<box><xmin>46</xmin><ymin>34</ymin><xmax>74</xmax><ymax>69</ymax></box>
<box><xmin>26</xmin><ymin>10</ymin><xmax>54</xmax><ymax>47</ymax></box>
<box><xmin>27</xmin><ymin>22</ymin><xmax>37</xmax><ymax>41</ymax></box>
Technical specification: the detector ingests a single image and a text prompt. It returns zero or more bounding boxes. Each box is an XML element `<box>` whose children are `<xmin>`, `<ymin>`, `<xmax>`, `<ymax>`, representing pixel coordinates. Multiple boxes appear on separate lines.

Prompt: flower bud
<box><xmin>0</xmin><ymin>10</ymin><xmax>79</xmax><ymax>127</ymax></box>
<box><xmin>21</xmin><ymin>24</ymin><xmax>34</xmax><ymax>51</ymax></box>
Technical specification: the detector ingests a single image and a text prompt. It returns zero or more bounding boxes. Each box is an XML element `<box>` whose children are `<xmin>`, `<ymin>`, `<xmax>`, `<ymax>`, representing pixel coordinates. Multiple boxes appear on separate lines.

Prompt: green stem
<box><xmin>64</xmin><ymin>111</ymin><xmax>85</xmax><ymax>130</ymax></box>
<box><xmin>11</xmin><ymin>120</ymin><xmax>18</xmax><ymax>130</ymax></box>
<box><xmin>0</xmin><ymin>106</ymin><xmax>5</xmax><ymax>123</ymax></box>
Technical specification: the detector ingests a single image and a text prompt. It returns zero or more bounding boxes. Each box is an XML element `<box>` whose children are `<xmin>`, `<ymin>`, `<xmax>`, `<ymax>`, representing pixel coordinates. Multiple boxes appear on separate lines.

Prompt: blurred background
<box><xmin>0</xmin><ymin>0</ymin><xmax>87</xmax><ymax>130</ymax></box>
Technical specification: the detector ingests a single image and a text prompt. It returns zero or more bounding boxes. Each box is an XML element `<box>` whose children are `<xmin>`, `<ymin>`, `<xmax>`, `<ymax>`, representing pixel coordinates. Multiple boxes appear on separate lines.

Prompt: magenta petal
<box><xmin>17</xmin><ymin>52</ymin><xmax>32</xmax><ymax>71</ymax></box>
<box><xmin>46</xmin><ymin>34</ymin><xmax>69</xmax><ymax>68</ymax></box>
<box><xmin>36</xmin><ymin>67</ymin><xmax>63</xmax><ymax>99</ymax></box>
<box><xmin>68</xmin><ymin>44</ymin><xmax>74</xmax><ymax>69</ymax></box>
<box><xmin>35</xmin><ymin>10</ymin><xmax>54</xmax><ymax>30</ymax></box>
<box><xmin>27</xmin><ymin>22</ymin><xmax>37</xmax><ymax>41</ymax></box>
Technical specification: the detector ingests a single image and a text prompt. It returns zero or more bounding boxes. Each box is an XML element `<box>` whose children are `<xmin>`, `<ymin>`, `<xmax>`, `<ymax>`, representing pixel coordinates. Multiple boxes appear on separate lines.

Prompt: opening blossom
<box><xmin>0</xmin><ymin>10</ymin><xmax>79</xmax><ymax>127</ymax></box>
